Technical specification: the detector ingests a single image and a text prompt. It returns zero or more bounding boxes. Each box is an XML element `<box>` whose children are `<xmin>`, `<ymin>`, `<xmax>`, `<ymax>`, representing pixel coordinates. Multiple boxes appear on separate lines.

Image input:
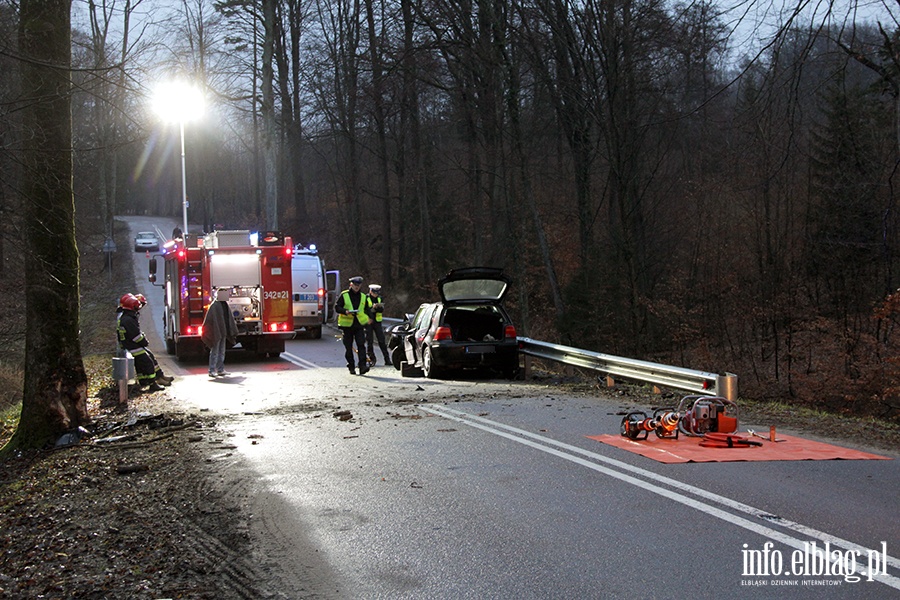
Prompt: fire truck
<box><xmin>149</xmin><ymin>230</ymin><xmax>294</xmax><ymax>360</ymax></box>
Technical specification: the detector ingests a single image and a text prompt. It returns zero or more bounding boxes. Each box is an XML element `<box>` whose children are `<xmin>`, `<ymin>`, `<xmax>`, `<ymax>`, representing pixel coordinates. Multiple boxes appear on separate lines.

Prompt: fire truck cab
<box><xmin>149</xmin><ymin>230</ymin><xmax>294</xmax><ymax>360</ymax></box>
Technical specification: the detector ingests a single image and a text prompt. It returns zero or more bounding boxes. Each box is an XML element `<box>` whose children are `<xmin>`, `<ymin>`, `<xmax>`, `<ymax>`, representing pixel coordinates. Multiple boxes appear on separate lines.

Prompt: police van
<box><xmin>291</xmin><ymin>244</ymin><xmax>339</xmax><ymax>339</ymax></box>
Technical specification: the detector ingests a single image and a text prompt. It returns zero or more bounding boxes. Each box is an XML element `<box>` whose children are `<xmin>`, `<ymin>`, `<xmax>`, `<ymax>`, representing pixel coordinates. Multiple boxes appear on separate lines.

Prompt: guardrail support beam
<box><xmin>517</xmin><ymin>337</ymin><xmax>738</xmax><ymax>401</ymax></box>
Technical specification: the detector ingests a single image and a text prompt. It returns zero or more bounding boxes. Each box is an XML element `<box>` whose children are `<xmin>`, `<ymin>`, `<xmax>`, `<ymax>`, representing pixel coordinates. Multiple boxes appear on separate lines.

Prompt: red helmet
<box><xmin>119</xmin><ymin>293</ymin><xmax>141</xmax><ymax>311</ymax></box>
<box><xmin>135</xmin><ymin>293</ymin><xmax>147</xmax><ymax>308</ymax></box>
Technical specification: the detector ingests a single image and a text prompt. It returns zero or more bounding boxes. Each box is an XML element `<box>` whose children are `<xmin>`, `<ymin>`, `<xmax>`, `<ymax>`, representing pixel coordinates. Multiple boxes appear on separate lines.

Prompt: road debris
<box><xmin>116</xmin><ymin>463</ymin><xmax>149</xmax><ymax>475</ymax></box>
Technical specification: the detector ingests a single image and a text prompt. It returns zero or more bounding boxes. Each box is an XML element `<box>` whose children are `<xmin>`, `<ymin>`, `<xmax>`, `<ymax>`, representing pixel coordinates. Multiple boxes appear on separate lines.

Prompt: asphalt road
<box><xmin>121</xmin><ymin>216</ymin><xmax>900</xmax><ymax>599</ymax></box>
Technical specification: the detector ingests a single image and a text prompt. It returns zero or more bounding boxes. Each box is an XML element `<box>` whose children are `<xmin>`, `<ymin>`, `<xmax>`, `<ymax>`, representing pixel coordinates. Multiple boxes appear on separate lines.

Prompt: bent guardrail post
<box><xmin>517</xmin><ymin>337</ymin><xmax>738</xmax><ymax>402</ymax></box>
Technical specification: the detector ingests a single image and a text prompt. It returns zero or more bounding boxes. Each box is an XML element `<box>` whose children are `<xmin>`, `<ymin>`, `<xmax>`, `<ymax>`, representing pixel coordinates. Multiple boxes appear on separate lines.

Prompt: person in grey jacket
<box><xmin>202</xmin><ymin>288</ymin><xmax>238</xmax><ymax>378</ymax></box>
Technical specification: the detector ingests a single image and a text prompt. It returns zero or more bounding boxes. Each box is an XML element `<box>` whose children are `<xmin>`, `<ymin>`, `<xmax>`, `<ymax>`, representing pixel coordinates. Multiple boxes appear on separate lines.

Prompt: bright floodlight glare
<box><xmin>153</xmin><ymin>80</ymin><xmax>205</xmax><ymax>236</ymax></box>
<box><xmin>153</xmin><ymin>80</ymin><xmax>204</xmax><ymax>123</ymax></box>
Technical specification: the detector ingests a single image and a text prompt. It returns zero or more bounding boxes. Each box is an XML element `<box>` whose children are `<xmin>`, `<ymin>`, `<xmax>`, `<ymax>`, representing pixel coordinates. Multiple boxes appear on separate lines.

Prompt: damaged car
<box><xmin>388</xmin><ymin>267</ymin><xmax>519</xmax><ymax>379</ymax></box>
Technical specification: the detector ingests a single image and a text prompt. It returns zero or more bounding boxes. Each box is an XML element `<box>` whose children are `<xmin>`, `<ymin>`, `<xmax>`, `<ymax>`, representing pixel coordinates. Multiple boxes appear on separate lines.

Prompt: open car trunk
<box><xmin>443</xmin><ymin>307</ymin><xmax>506</xmax><ymax>342</ymax></box>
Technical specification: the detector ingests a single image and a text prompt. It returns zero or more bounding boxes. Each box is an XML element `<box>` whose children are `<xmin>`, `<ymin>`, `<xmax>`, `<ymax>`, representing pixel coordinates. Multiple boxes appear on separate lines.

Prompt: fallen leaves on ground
<box><xmin>0</xmin><ymin>387</ymin><xmax>262</xmax><ymax>600</ymax></box>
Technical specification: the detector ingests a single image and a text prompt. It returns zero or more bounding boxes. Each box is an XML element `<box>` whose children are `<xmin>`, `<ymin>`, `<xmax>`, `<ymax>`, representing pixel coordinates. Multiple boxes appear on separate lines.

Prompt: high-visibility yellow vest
<box><xmin>372</xmin><ymin>295</ymin><xmax>383</xmax><ymax>322</ymax></box>
<box><xmin>337</xmin><ymin>291</ymin><xmax>371</xmax><ymax>327</ymax></box>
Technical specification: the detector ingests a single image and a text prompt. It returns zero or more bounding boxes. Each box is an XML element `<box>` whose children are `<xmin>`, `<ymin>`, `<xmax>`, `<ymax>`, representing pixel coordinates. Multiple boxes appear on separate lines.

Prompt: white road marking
<box><xmin>282</xmin><ymin>352</ymin><xmax>319</xmax><ymax>369</ymax></box>
<box><xmin>422</xmin><ymin>404</ymin><xmax>900</xmax><ymax>589</ymax></box>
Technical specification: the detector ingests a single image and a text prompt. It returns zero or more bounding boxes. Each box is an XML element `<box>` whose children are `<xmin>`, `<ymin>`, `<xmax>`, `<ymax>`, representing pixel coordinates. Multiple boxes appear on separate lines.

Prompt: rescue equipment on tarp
<box><xmin>619</xmin><ymin>395</ymin><xmax>740</xmax><ymax>441</ymax></box>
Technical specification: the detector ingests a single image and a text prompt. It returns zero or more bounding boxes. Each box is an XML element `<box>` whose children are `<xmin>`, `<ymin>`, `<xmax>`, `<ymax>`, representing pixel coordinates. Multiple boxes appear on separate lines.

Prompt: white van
<box><xmin>291</xmin><ymin>245</ymin><xmax>330</xmax><ymax>339</ymax></box>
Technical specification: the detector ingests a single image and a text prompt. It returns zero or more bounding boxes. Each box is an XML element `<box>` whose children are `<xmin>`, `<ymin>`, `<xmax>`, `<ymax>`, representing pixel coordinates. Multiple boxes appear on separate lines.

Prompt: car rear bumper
<box><xmin>429</xmin><ymin>342</ymin><xmax>518</xmax><ymax>370</ymax></box>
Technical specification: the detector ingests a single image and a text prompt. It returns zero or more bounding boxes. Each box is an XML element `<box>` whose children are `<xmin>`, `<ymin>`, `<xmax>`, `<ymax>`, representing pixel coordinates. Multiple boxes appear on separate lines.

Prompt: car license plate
<box><xmin>465</xmin><ymin>346</ymin><xmax>495</xmax><ymax>354</ymax></box>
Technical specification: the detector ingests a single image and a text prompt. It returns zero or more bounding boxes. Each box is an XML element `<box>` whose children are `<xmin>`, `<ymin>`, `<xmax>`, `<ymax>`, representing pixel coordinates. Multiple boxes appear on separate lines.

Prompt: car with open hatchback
<box><xmin>388</xmin><ymin>267</ymin><xmax>519</xmax><ymax>379</ymax></box>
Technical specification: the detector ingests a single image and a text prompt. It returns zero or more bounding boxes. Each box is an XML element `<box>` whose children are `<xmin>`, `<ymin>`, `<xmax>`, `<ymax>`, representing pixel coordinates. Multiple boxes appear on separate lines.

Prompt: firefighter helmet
<box><xmin>119</xmin><ymin>293</ymin><xmax>141</xmax><ymax>311</ymax></box>
<box><xmin>135</xmin><ymin>293</ymin><xmax>147</xmax><ymax>308</ymax></box>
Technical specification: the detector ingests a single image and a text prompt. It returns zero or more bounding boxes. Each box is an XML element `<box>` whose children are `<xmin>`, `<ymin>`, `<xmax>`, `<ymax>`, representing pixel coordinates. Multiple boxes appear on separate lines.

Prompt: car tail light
<box><xmin>193</xmin><ymin>326</ymin><xmax>201</xmax><ymax>336</ymax></box>
<box><xmin>504</xmin><ymin>325</ymin><xmax>517</xmax><ymax>339</ymax></box>
<box><xmin>433</xmin><ymin>326</ymin><xmax>453</xmax><ymax>341</ymax></box>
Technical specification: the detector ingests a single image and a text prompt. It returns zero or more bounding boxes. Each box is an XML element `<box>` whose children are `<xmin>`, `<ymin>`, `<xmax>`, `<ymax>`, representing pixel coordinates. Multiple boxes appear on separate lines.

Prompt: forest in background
<box><xmin>1</xmin><ymin>0</ymin><xmax>900</xmax><ymax>423</ymax></box>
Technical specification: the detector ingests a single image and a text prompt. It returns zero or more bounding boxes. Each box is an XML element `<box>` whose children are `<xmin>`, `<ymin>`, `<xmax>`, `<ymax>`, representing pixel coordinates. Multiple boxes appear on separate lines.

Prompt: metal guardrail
<box><xmin>518</xmin><ymin>337</ymin><xmax>737</xmax><ymax>402</ymax></box>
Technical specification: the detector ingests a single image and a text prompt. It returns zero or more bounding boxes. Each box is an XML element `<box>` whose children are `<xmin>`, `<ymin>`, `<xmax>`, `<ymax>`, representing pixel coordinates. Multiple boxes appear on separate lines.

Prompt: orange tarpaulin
<box><xmin>586</xmin><ymin>433</ymin><xmax>891</xmax><ymax>464</ymax></box>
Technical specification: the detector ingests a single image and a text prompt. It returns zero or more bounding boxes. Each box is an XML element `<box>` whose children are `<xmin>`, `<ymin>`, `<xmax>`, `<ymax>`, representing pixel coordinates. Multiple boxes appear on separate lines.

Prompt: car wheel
<box><xmin>423</xmin><ymin>348</ymin><xmax>442</xmax><ymax>379</ymax></box>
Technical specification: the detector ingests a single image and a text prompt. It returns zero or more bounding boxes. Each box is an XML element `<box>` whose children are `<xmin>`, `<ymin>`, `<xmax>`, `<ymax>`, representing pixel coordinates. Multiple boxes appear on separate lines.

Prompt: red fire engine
<box><xmin>149</xmin><ymin>230</ymin><xmax>294</xmax><ymax>360</ymax></box>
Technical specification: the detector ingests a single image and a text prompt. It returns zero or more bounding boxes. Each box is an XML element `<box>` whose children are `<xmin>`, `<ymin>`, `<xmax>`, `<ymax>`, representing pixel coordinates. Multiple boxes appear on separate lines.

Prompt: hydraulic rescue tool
<box><xmin>619</xmin><ymin>395</ymin><xmax>739</xmax><ymax>440</ymax></box>
<box><xmin>676</xmin><ymin>394</ymin><xmax>738</xmax><ymax>436</ymax></box>
<box><xmin>620</xmin><ymin>408</ymin><xmax>681</xmax><ymax>440</ymax></box>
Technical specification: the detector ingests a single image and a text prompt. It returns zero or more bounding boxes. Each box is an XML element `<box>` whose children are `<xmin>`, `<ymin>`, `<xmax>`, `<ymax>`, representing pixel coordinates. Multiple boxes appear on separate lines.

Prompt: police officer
<box><xmin>335</xmin><ymin>276</ymin><xmax>373</xmax><ymax>375</ymax></box>
<box><xmin>365</xmin><ymin>284</ymin><xmax>390</xmax><ymax>366</ymax></box>
<box><xmin>116</xmin><ymin>293</ymin><xmax>174</xmax><ymax>391</ymax></box>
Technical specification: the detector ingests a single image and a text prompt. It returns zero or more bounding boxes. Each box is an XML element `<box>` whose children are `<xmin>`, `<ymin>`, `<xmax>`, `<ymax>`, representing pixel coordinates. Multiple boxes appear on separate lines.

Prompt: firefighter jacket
<box><xmin>201</xmin><ymin>300</ymin><xmax>238</xmax><ymax>348</ymax></box>
<box><xmin>336</xmin><ymin>289</ymin><xmax>372</xmax><ymax>328</ymax></box>
<box><xmin>116</xmin><ymin>307</ymin><xmax>149</xmax><ymax>356</ymax></box>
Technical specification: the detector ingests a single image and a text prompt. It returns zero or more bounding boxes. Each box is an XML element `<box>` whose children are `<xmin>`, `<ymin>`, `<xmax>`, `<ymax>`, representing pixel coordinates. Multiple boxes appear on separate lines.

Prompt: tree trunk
<box><xmin>363</xmin><ymin>0</ymin><xmax>392</xmax><ymax>284</ymax></box>
<box><xmin>286</xmin><ymin>0</ymin><xmax>308</xmax><ymax>238</ymax></box>
<box><xmin>399</xmin><ymin>0</ymin><xmax>430</xmax><ymax>282</ymax></box>
<box><xmin>261</xmin><ymin>0</ymin><xmax>279</xmax><ymax>230</ymax></box>
<box><xmin>10</xmin><ymin>0</ymin><xmax>89</xmax><ymax>451</ymax></box>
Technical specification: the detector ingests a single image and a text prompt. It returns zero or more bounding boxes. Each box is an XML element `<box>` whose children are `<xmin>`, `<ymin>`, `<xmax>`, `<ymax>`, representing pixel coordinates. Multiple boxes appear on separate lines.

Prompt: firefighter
<box><xmin>335</xmin><ymin>276</ymin><xmax>373</xmax><ymax>375</ymax></box>
<box><xmin>116</xmin><ymin>293</ymin><xmax>174</xmax><ymax>392</ymax></box>
<box><xmin>365</xmin><ymin>284</ymin><xmax>390</xmax><ymax>366</ymax></box>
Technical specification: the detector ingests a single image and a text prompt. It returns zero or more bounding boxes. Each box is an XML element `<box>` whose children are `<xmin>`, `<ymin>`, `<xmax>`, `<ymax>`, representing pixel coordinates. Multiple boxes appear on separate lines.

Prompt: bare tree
<box><xmin>79</xmin><ymin>0</ymin><xmax>151</xmax><ymax>236</ymax></box>
<box><xmin>8</xmin><ymin>0</ymin><xmax>89</xmax><ymax>450</ymax></box>
<box><xmin>362</xmin><ymin>0</ymin><xmax>392</xmax><ymax>282</ymax></box>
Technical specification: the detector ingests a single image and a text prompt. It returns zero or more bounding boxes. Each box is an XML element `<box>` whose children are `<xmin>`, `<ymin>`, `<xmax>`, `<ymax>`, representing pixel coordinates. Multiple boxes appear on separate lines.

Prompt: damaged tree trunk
<box><xmin>7</xmin><ymin>0</ymin><xmax>89</xmax><ymax>451</ymax></box>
